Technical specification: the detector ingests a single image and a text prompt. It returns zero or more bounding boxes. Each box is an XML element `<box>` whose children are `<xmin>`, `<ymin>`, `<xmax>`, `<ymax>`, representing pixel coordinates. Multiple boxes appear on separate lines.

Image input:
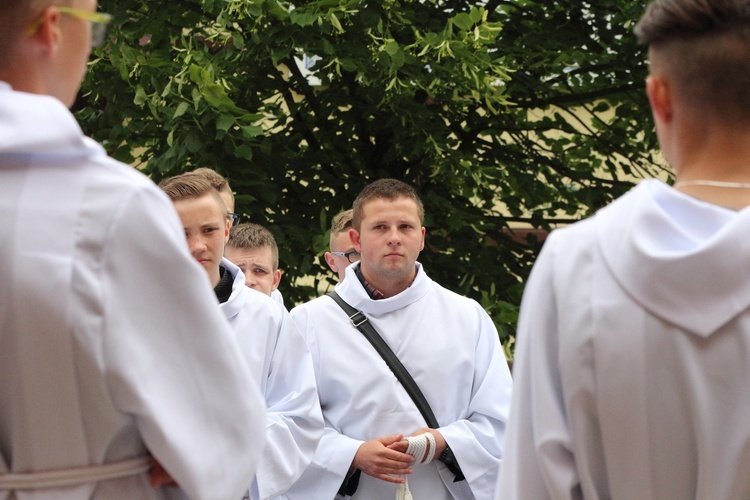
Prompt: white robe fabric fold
<box><xmin>0</xmin><ymin>84</ymin><xmax>265</xmax><ymax>500</ymax></box>
<box><xmin>271</xmin><ymin>289</ymin><xmax>285</xmax><ymax>306</ymax></box>
<box><xmin>220</xmin><ymin>259</ymin><xmax>323</xmax><ymax>500</ymax></box>
<box><xmin>498</xmin><ymin>179</ymin><xmax>750</xmax><ymax>499</ymax></box>
<box><xmin>287</xmin><ymin>263</ymin><xmax>512</xmax><ymax>499</ymax></box>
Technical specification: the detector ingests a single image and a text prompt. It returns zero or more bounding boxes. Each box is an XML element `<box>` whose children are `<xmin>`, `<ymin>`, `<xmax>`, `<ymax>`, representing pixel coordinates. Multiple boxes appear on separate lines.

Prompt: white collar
<box><xmin>337</xmin><ymin>262</ymin><xmax>431</xmax><ymax>316</ymax></box>
<box><xmin>0</xmin><ymin>85</ymin><xmax>104</xmax><ymax>159</ymax></box>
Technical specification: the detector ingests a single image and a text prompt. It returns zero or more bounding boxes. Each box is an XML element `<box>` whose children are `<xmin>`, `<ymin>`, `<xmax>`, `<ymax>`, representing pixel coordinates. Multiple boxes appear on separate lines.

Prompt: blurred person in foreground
<box><xmin>497</xmin><ymin>1</ymin><xmax>750</xmax><ymax>498</ymax></box>
<box><xmin>0</xmin><ymin>1</ymin><xmax>265</xmax><ymax>497</ymax></box>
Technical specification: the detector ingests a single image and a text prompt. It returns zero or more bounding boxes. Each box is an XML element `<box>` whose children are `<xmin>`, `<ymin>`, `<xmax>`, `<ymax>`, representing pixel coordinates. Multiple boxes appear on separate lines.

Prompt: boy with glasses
<box><xmin>324</xmin><ymin>209</ymin><xmax>361</xmax><ymax>282</ymax></box>
<box><xmin>0</xmin><ymin>1</ymin><xmax>265</xmax><ymax>498</ymax></box>
<box><xmin>189</xmin><ymin>167</ymin><xmax>240</xmax><ymax>225</ymax></box>
<box><xmin>185</xmin><ymin>168</ymin><xmax>285</xmax><ymax>304</ymax></box>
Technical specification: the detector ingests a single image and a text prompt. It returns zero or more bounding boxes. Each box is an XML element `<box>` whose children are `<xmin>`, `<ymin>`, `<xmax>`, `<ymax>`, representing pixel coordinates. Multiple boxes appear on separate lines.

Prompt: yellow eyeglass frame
<box><xmin>26</xmin><ymin>6</ymin><xmax>113</xmax><ymax>47</ymax></box>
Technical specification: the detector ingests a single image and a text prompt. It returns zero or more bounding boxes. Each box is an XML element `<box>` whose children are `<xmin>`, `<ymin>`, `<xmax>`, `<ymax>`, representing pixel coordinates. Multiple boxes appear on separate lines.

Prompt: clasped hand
<box><xmin>352</xmin><ymin>428</ymin><xmax>447</xmax><ymax>484</ymax></box>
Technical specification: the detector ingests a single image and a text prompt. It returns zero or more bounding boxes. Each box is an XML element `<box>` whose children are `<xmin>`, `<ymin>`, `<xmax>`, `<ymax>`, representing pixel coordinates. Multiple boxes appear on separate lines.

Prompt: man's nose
<box><xmin>188</xmin><ymin>235</ymin><xmax>207</xmax><ymax>253</ymax></box>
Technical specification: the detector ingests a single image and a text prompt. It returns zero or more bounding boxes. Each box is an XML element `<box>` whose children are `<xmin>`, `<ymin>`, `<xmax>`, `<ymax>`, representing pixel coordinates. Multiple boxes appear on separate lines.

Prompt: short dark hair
<box><xmin>226</xmin><ymin>223</ymin><xmax>279</xmax><ymax>269</ymax></box>
<box><xmin>635</xmin><ymin>0</ymin><xmax>750</xmax><ymax>123</ymax></box>
<box><xmin>635</xmin><ymin>0</ymin><xmax>750</xmax><ymax>45</ymax></box>
<box><xmin>351</xmin><ymin>179</ymin><xmax>424</xmax><ymax>231</ymax></box>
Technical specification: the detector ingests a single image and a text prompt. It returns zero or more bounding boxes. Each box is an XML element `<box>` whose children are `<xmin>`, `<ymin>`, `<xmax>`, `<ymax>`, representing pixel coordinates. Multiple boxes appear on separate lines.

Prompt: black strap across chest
<box><xmin>327</xmin><ymin>290</ymin><xmax>465</xmax><ymax>492</ymax></box>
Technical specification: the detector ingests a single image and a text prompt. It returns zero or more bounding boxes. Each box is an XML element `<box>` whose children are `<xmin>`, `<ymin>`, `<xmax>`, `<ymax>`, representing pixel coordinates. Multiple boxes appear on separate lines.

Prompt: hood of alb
<box><xmin>595</xmin><ymin>179</ymin><xmax>750</xmax><ymax>338</ymax></box>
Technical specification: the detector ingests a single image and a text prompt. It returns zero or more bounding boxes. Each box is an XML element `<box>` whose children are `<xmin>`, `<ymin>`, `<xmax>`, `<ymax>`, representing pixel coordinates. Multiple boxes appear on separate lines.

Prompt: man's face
<box><xmin>351</xmin><ymin>196</ymin><xmax>425</xmax><ymax>285</ymax></box>
<box><xmin>224</xmin><ymin>246</ymin><xmax>281</xmax><ymax>296</ymax></box>
<box><xmin>325</xmin><ymin>230</ymin><xmax>361</xmax><ymax>281</ymax></box>
<box><xmin>173</xmin><ymin>194</ymin><xmax>231</xmax><ymax>288</ymax></box>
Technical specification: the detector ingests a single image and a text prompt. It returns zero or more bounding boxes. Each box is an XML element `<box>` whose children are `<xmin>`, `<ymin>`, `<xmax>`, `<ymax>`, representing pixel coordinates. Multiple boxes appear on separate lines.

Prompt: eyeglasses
<box><xmin>227</xmin><ymin>213</ymin><xmax>240</xmax><ymax>226</ymax></box>
<box><xmin>27</xmin><ymin>7</ymin><xmax>113</xmax><ymax>48</ymax></box>
<box><xmin>330</xmin><ymin>250</ymin><xmax>361</xmax><ymax>263</ymax></box>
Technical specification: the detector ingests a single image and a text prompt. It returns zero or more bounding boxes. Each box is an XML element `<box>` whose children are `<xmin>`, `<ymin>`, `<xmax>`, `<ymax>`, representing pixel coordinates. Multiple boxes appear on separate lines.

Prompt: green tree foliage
<box><xmin>77</xmin><ymin>0</ymin><xmax>666</xmax><ymax>352</ymax></box>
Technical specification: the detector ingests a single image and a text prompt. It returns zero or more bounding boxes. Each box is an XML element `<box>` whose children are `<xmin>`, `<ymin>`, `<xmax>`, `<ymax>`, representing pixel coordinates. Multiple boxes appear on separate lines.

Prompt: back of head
<box><xmin>227</xmin><ymin>223</ymin><xmax>279</xmax><ymax>269</ymax></box>
<box><xmin>1</xmin><ymin>0</ymin><xmax>90</xmax><ymax>107</ymax></box>
<box><xmin>352</xmin><ymin>179</ymin><xmax>424</xmax><ymax>231</ymax></box>
<box><xmin>635</xmin><ymin>0</ymin><xmax>750</xmax><ymax>124</ymax></box>
<box><xmin>159</xmin><ymin>172</ymin><xmax>226</xmax><ymax>211</ymax></box>
<box><xmin>0</xmin><ymin>0</ymin><xmax>34</xmax><ymax>60</ymax></box>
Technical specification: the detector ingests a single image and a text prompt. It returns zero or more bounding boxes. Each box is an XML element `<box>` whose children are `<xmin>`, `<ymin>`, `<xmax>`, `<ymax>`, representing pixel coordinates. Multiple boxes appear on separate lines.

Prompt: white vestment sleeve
<box><xmin>101</xmin><ymin>187</ymin><xmax>266</xmax><ymax>500</ymax></box>
<box><xmin>284</xmin><ymin>306</ymin><xmax>364</xmax><ymax>500</ymax></box>
<box><xmin>437</xmin><ymin>303</ymin><xmax>513</xmax><ymax>499</ymax></box>
<box><xmin>253</xmin><ymin>309</ymin><xmax>324</xmax><ymax>499</ymax></box>
<box><xmin>496</xmin><ymin>233</ymin><xmax>581</xmax><ymax>499</ymax></box>
<box><xmin>284</xmin><ymin>426</ymin><xmax>363</xmax><ymax>499</ymax></box>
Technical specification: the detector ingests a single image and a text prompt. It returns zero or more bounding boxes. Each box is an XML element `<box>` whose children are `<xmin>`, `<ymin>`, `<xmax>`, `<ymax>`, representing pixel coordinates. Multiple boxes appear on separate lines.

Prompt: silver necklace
<box><xmin>673</xmin><ymin>180</ymin><xmax>750</xmax><ymax>189</ymax></box>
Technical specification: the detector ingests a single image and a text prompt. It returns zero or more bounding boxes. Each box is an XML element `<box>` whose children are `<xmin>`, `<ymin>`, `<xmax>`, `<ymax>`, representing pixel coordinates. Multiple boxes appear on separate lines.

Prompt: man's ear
<box><xmin>272</xmin><ymin>269</ymin><xmax>282</xmax><ymax>291</ymax></box>
<box><xmin>31</xmin><ymin>6</ymin><xmax>63</xmax><ymax>56</ymax></box>
<box><xmin>324</xmin><ymin>252</ymin><xmax>339</xmax><ymax>273</ymax></box>
<box><xmin>350</xmin><ymin>228</ymin><xmax>361</xmax><ymax>251</ymax></box>
<box><xmin>224</xmin><ymin>219</ymin><xmax>231</xmax><ymax>243</ymax></box>
<box><xmin>646</xmin><ymin>75</ymin><xmax>673</xmax><ymax>125</ymax></box>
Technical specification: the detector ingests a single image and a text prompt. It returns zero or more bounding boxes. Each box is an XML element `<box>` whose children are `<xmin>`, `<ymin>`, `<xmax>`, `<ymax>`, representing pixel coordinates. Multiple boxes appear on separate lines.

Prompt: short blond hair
<box><xmin>189</xmin><ymin>168</ymin><xmax>234</xmax><ymax>206</ymax></box>
<box><xmin>329</xmin><ymin>209</ymin><xmax>353</xmax><ymax>248</ymax></box>
<box><xmin>158</xmin><ymin>173</ymin><xmax>227</xmax><ymax>212</ymax></box>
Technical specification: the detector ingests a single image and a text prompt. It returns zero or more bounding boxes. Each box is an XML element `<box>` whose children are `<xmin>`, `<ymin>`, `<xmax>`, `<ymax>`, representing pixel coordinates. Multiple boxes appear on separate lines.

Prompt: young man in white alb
<box><xmin>160</xmin><ymin>173</ymin><xmax>323</xmax><ymax>500</ymax></box>
<box><xmin>287</xmin><ymin>179</ymin><xmax>512</xmax><ymax>499</ymax></box>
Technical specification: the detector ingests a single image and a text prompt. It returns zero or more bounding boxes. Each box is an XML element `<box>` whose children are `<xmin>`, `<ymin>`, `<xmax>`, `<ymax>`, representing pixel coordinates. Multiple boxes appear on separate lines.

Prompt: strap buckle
<box><xmin>349</xmin><ymin>311</ymin><xmax>368</xmax><ymax>327</ymax></box>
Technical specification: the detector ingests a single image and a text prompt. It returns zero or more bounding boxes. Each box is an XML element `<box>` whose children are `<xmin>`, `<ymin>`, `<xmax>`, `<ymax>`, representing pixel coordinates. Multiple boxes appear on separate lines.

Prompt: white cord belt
<box><xmin>0</xmin><ymin>456</ymin><xmax>150</xmax><ymax>491</ymax></box>
<box><xmin>396</xmin><ymin>433</ymin><xmax>436</xmax><ymax>500</ymax></box>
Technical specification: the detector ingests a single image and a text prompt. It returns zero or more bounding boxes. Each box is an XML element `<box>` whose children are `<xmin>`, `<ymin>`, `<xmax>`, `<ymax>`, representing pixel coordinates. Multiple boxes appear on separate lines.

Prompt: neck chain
<box><xmin>673</xmin><ymin>180</ymin><xmax>750</xmax><ymax>189</ymax></box>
